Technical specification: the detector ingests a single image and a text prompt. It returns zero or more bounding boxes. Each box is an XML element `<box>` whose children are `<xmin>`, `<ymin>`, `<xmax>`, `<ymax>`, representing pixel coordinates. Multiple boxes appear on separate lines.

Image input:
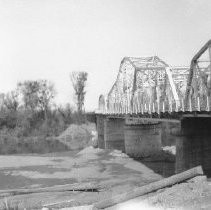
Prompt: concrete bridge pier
<box><xmin>96</xmin><ymin>114</ymin><xmax>105</xmax><ymax>149</ymax></box>
<box><xmin>124</xmin><ymin>119</ymin><xmax>162</xmax><ymax>158</ymax></box>
<box><xmin>103</xmin><ymin>117</ymin><xmax>125</xmax><ymax>152</ymax></box>
<box><xmin>161</xmin><ymin>122</ymin><xmax>180</xmax><ymax>147</ymax></box>
<box><xmin>176</xmin><ymin>117</ymin><xmax>211</xmax><ymax>176</ymax></box>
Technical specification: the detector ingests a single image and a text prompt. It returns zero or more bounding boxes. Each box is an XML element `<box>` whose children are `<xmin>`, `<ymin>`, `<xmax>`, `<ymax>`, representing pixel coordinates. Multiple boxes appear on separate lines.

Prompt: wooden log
<box><xmin>43</xmin><ymin>199</ymin><xmax>74</xmax><ymax>208</ymax></box>
<box><xmin>93</xmin><ymin>166</ymin><xmax>203</xmax><ymax>209</ymax></box>
<box><xmin>0</xmin><ymin>182</ymin><xmax>103</xmax><ymax>197</ymax></box>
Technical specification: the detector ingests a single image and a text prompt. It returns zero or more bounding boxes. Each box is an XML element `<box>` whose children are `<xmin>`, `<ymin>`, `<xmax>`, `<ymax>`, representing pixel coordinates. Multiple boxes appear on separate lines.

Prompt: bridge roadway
<box><xmin>96</xmin><ymin>40</ymin><xmax>211</xmax><ymax>177</ymax></box>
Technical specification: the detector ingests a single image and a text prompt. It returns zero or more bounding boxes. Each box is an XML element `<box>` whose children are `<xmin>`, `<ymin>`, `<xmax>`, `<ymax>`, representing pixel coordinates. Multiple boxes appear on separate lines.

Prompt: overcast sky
<box><xmin>0</xmin><ymin>0</ymin><xmax>211</xmax><ymax>111</ymax></box>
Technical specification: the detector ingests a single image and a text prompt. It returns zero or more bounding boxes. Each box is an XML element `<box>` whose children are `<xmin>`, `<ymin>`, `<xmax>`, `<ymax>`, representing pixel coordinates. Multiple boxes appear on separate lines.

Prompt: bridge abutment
<box><xmin>176</xmin><ymin>117</ymin><xmax>211</xmax><ymax>176</ymax></box>
<box><xmin>96</xmin><ymin>114</ymin><xmax>105</xmax><ymax>149</ymax></box>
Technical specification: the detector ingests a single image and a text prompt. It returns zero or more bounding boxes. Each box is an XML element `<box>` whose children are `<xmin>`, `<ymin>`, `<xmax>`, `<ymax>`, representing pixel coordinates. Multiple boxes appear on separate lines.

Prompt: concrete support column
<box><xmin>161</xmin><ymin>122</ymin><xmax>180</xmax><ymax>146</ymax></box>
<box><xmin>104</xmin><ymin>117</ymin><xmax>125</xmax><ymax>152</ymax></box>
<box><xmin>124</xmin><ymin>119</ymin><xmax>162</xmax><ymax>158</ymax></box>
<box><xmin>96</xmin><ymin>114</ymin><xmax>105</xmax><ymax>149</ymax></box>
<box><xmin>176</xmin><ymin>117</ymin><xmax>211</xmax><ymax>176</ymax></box>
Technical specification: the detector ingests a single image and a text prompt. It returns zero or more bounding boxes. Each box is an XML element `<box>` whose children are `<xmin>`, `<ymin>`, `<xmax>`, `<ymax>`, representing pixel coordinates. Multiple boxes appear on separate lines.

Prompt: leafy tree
<box><xmin>37</xmin><ymin>80</ymin><xmax>56</xmax><ymax>120</ymax></box>
<box><xmin>18</xmin><ymin>80</ymin><xmax>56</xmax><ymax>119</ymax></box>
<box><xmin>0</xmin><ymin>91</ymin><xmax>20</xmax><ymax>129</ymax></box>
<box><xmin>18</xmin><ymin>80</ymin><xmax>40</xmax><ymax>112</ymax></box>
<box><xmin>70</xmin><ymin>71</ymin><xmax>88</xmax><ymax>113</ymax></box>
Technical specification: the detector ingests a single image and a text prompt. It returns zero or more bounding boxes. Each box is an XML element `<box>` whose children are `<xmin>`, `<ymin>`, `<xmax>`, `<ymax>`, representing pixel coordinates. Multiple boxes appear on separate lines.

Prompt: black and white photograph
<box><xmin>0</xmin><ymin>0</ymin><xmax>211</xmax><ymax>209</ymax></box>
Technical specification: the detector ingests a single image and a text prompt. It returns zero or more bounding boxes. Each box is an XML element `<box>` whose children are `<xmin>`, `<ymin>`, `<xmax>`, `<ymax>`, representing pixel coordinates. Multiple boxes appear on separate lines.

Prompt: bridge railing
<box><xmin>97</xmin><ymin>94</ymin><xmax>211</xmax><ymax>115</ymax></box>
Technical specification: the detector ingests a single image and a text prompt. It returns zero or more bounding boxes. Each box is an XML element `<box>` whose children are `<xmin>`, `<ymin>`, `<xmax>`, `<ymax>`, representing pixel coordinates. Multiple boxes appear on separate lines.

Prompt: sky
<box><xmin>0</xmin><ymin>0</ymin><xmax>211</xmax><ymax>111</ymax></box>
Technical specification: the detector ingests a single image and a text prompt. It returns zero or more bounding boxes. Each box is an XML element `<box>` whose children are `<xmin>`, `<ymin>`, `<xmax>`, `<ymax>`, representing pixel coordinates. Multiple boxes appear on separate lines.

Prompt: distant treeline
<box><xmin>0</xmin><ymin>79</ymin><xmax>95</xmax><ymax>154</ymax></box>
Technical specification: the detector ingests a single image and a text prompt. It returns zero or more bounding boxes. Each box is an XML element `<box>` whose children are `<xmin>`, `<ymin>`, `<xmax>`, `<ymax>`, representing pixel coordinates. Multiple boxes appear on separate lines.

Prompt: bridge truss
<box><xmin>98</xmin><ymin>40</ymin><xmax>211</xmax><ymax>115</ymax></box>
<box><xmin>185</xmin><ymin>40</ymin><xmax>211</xmax><ymax>111</ymax></box>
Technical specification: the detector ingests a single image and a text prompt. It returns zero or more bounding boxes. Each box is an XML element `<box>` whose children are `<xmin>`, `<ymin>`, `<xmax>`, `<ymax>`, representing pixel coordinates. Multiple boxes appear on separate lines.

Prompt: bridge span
<box><xmin>96</xmin><ymin>40</ymin><xmax>211</xmax><ymax>176</ymax></box>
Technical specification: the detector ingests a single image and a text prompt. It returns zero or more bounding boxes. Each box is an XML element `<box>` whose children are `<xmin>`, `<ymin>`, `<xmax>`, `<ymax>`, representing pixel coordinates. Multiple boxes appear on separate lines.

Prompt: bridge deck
<box><xmin>100</xmin><ymin>111</ymin><xmax>211</xmax><ymax>123</ymax></box>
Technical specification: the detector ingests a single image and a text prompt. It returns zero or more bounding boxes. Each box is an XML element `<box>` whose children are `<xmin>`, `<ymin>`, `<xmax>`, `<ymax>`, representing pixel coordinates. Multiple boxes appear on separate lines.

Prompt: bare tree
<box><xmin>1</xmin><ymin>90</ymin><xmax>19</xmax><ymax>112</ymax></box>
<box><xmin>70</xmin><ymin>71</ymin><xmax>88</xmax><ymax>113</ymax></box>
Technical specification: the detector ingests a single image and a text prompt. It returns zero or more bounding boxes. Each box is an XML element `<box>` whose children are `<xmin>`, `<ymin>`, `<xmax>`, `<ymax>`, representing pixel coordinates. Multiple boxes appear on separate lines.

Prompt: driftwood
<box><xmin>93</xmin><ymin>166</ymin><xmax>204</xmax><ymax>209</ymax></box>
<box><xmin>0</xmin><ymin>182</ymin><xmax>103</xmax><ymax>197</ymax></box>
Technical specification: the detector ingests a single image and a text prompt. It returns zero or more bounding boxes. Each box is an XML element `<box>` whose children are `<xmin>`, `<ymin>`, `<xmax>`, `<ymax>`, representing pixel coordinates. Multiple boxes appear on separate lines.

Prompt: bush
<box><xmin>0</xmin><ymin>99</ymin><xmax>97</xmax><ymax>154</ymax></box>
<box><xmin>0</xmin><ymin>135</ymin><xmax>69</xmax><ymax>155</ymax></box>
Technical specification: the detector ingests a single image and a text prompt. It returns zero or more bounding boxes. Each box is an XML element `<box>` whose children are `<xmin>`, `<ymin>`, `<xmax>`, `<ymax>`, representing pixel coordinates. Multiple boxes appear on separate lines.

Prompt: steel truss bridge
<box><xmin>97</xmin><ymin>40</ymin><xmax>211</xmax><ymax>120</ymax></box>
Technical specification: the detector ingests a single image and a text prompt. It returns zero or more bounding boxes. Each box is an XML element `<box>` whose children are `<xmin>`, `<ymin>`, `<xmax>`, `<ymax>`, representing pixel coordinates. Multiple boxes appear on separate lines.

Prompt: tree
<box><xmin>57</xmin><ymin>103</ymin><xmax>73</xmax><ymax>124</ymax></box>
<box><xmin>70</xmin><ymin>71</ymin><xmax>88</xmax><ymax>113</ymax></box>
<box><xmin>18</xmin><ymin>80</ymin><xmax>40</xmax><ymax>112</ymax></box>
<box><xmin>37</xmin><ymin>80</ymin><xmax>56</xmax><ymax>120</ymax></box>
<box><xmin>0</xmin><ymin>91</ymin><xmax>19</xmax><ymax>112</ymax></box>
<box><xmin>18</xmin><ymin>80</ymin><xmax>56</xmax><ymax>119</ymax></box>
<box><xmin>0</xmin><ymin>93</ymin><xmax>5</xmax><ymax>111</ymax></box>
<box><xmin>4</xmin><ymin>90</ymin><xmax>19</xmax><ymax>112</ymax></box>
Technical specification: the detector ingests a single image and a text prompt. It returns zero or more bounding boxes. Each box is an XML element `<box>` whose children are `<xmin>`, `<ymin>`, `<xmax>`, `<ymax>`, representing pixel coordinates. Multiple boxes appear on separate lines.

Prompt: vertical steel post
<box><xmin>207</xmin><ymin>96</ymin><xmax>210</xmax><ymax>111</ymax></box>
<box><xmin>197</xmin><ymin>97</ymin><xmax>200</xmax><ymax>111</ymax></box>
<box><xmin>162</xmin><ymin>101</ymin><xmax>165</xmax><ymax>112</ymax></box>
<box><xmin>182</xmin><ymin>99</ymin><xmax>184</xmax><ymax>112</ymax></box>
<box><xmin>189</xmin><ymin>97</ymin><xmax>192</xmax><ymax>112</ymax></box>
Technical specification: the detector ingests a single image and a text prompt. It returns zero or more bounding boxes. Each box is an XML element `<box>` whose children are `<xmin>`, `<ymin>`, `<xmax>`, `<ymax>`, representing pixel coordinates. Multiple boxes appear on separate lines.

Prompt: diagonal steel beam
<box><xmin>185</xmin><ymin>40</ymin><xmax>211</xmax><ymax>107</ymax></box>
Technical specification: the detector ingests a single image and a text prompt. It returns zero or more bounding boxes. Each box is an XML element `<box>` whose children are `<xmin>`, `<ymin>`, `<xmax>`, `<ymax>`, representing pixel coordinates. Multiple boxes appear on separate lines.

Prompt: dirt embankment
<box><xmin>57</xmin><ymin>123</ymin><xmax>97</xmax><ymax>150</ymax></box>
